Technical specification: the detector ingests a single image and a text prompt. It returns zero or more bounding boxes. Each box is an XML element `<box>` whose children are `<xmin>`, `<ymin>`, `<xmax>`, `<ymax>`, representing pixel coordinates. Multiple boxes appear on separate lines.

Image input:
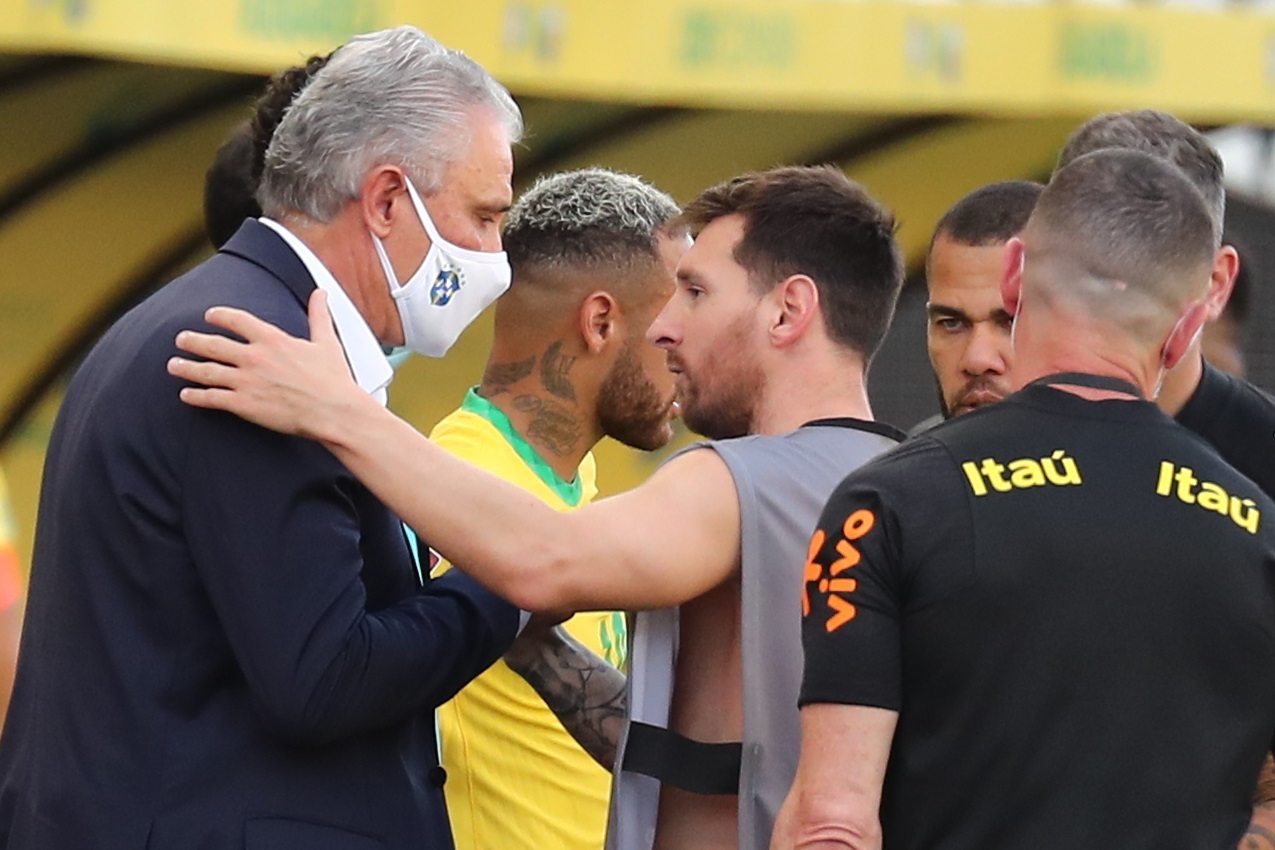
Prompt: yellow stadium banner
<box><xmin>3</xmin><ymin>0</ymin><xmax>1275</xmax><ymax>122</ymax></box>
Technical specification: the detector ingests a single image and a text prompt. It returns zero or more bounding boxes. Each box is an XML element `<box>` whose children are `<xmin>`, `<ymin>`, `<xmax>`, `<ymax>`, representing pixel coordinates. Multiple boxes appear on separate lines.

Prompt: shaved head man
<box><xmin>1057</xmin><ymin>109</ymin><xmax>1275</xmax><ymax>847</ymax></box>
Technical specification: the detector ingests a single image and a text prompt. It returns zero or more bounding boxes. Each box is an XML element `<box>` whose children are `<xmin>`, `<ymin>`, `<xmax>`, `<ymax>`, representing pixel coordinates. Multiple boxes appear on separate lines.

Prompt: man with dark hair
<box><xmin>924</xmin><ymin>180</ymin><xmax>1043</xmax><ymax>421</ymax></box>
<box><xmin>247</xmin><ymin>54</ymin><xmax>333</xmax><ymax>191</ymax></box>
<box><xmin>780</xmin><ymin>148</ymin><xmax>1275</xmax><ymax>850</ymax></box>
<box><xmin>203</xmin><ymin>53</ymin><xmax>332</xmax><ymax>250</ymax></box>
<box><xmin>168</xmin><ymin>164</ymin><xmax>909</xmax><ymax>850</ymax></box>
<box><xmin>203</xmin><ymin>125</ymin><xmax>260</xmax><ymax>249</ymax></box>
<box><xmin>430</xmin><ymin>168</ymin><xmax>685</xmax><ymax>850</ymax></box>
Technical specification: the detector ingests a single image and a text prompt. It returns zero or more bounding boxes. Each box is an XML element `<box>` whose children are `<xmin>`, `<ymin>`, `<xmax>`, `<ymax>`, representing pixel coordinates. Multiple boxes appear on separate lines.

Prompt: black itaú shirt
<box><xmin>1177</xmin><ymin>360</ymin><xmax>1275</xmax><ymax>499</ymax></box>
<box><xmin>801</xmin><ymin>381</ymin><xmax>1275</xmax><ymax>850</ymax></box>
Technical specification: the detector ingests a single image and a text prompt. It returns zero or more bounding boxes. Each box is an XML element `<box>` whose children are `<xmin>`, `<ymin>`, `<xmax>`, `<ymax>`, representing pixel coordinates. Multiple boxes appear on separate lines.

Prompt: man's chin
<box><xmin>616</xmin><ymin>418</ymin><xmax>677</xmax><ymax>453</ymax></box>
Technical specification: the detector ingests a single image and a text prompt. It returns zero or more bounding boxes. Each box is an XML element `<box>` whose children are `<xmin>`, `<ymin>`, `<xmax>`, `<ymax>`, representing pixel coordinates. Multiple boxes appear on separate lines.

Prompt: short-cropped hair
<box><xmin>502</xmin><ymin>168</ymin><xmax>681</xmax><ymax>280</ymax></box>
<box><xmin>677</xmin><ymin>165</ymin><xmax>903</xmax><ymax>363</ymax></box>
<box><xmin>1057</xmin><ymin>110</ymin><xmax>1224</xmax><ymax>243</ymax></box>
<box><xmin>931</xmin><ymin>180</ymin><xmax>1044</xmax><ymax>253</ymax></box>
<box><xmin>258</xmin><ymin>25</ymin><xmax>522</xmax><ymax>222</ymax></box>
<box><xmin>1032</xmin><ymin>149</ymin><xmax>1216</xmax><ymax>311</ymax></box>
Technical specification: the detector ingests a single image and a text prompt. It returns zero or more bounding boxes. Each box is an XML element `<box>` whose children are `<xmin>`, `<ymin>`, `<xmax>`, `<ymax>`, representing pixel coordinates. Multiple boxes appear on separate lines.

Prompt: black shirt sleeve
<box><xmin>1176</xmin><ymin>360</ymin><xmax>1275</xmax><ymax>499</ymax></box>
<box><xmin>799</xmin><ymin>437</ymin><xmax>971</xmax><ymax>710</ymax></box>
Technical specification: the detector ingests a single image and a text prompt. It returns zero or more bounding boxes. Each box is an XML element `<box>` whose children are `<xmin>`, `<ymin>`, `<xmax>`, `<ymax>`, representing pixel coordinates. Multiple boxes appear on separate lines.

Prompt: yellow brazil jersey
<box><xmin>429</xmin><ymin>389</ymin><xmax>626</xmax><ymax>850</ymax></box>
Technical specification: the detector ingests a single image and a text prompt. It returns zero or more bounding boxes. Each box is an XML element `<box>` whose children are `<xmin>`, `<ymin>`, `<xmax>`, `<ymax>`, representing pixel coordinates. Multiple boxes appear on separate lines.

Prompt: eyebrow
<box><xmin>927</xmin><ymin>303</ymin><xmax>968</xmax><ymax>322</ymax></box>
<box><xmin>927</xmin><ymin>303</ymin><xmax>1012</xmax><ymax>322</ymax></box>
<box><xmin>676</xmin><ymin>268</ymin><xmax>705</xmax><ymax>286</ymax></box>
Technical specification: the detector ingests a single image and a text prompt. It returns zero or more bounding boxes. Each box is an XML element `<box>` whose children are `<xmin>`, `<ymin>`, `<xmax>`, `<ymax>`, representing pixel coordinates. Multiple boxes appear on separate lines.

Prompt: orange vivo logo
<box><xmin>802</xmin><ymin>509</ymin><xmax>875</xmax><ymax>633</ymax></box>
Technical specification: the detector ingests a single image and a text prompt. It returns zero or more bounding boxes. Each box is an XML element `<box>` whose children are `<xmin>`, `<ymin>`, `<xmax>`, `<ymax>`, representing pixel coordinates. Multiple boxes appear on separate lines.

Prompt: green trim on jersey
<box><xmin>462</xmin><ymin>387</ymin><xmax>583</xmax><ymax>506</ymax></box>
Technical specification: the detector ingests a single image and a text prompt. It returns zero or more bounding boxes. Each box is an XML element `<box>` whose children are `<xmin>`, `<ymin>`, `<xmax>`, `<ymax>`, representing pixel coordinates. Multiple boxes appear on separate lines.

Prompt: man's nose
<box><xmin>646</xmin><ymin>299</ymin><xmax>678</xmax><ymax>349</ymax></box>
<box><xmin>961</xmin><ymin>324</ymin><xmax>1009</xmax><ymax>375</ymax></box>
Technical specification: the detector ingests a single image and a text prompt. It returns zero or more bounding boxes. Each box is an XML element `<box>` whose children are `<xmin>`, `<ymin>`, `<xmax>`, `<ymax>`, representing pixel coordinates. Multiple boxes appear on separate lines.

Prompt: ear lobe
<box><xmin>1162</xmin><ymin>299</ymin><xmax>1210</xmax><ymax>370</ymax></box>
<box><xmin>771</xmin><ymin>275</ymin><xmax>818</xmax><ymax>348</ymax></box>
<box><xmin>1000</xmin><ymin>238</ymin><xmax>1025</xmax><ymax>317</ymax></box>
<box><xmin>579</xmin><ymin>291</ymin><xmax>618</xmax><ymax>354</ymax></box>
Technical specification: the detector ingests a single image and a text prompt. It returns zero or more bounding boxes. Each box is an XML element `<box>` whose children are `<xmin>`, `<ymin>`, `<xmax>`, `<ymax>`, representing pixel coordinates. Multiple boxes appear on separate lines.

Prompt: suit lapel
<box><xmin>219</xmin><ymin>219</ymin><xmax>317</xmax><ymax>310</ymax></box>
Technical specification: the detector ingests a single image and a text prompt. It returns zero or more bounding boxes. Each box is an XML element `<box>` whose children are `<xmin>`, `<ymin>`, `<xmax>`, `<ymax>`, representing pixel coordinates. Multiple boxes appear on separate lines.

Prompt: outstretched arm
<box><xmin>168</xmin><ymin>292</ymin><xmax>741</xmax><ymax>614</ymax></box>
<box><xmin>504</xmin><ymin>625</ymin><xmax>627</xmax><ymax>770</ymax></box>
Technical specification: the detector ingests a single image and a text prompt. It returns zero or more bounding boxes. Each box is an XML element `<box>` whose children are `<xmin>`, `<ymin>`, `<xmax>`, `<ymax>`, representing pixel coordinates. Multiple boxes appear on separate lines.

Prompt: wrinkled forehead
<box><xmin>928</xmin><ymin>237</ymin><xmax>1010</xmax><ymax>309</ymax></box>
<box><xmin>434</xmin><ymin>106</ymin><xmax>514</xmax><ymax>202</ymax></box>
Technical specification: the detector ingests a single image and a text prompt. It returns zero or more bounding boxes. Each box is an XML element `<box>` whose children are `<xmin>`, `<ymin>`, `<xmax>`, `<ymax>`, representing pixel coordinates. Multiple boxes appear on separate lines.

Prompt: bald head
<box><xmin>1023</xmin><ymin>149</ymin><xmax>1215</xmax><ymax>346</ymax></box>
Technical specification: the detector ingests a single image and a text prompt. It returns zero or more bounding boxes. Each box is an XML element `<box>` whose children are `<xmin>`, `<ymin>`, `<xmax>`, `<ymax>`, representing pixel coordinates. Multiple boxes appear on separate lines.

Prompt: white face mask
<box><xmin>372</xmin><ymin>178</ymin><xmax>511</xmax><ymax>357</ymax></box>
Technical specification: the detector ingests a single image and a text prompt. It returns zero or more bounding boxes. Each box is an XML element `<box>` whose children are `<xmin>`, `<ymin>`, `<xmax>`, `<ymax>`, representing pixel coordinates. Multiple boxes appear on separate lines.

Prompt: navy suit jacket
<box><xmin>0</xmin><ymin>221</ymin><xmax>520</xmax><ymax>849</ymax></box>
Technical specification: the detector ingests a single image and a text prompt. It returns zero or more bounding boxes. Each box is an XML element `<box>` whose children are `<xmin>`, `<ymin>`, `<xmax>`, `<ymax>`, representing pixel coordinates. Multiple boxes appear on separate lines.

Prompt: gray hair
<box><xmin>258</xmin><ymin>25</ymin><xmax>522</xmax><ymax>222</ymax></box>
<box><xmin>501</xmin><ymin>168</ymin><xmax>682</xmax><ymax>275</ymax></box>
<box><xmin>1056</xmin><ymin>110</ymin><xmax>1224</xmax><ymax>245</ymax></box>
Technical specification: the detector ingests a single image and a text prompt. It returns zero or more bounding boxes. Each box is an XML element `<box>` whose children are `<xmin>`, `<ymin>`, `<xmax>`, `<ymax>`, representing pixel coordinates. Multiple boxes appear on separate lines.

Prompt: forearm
<box><xmin>771</xmin><ymin>787</ymin><xmax>881</xmax><ymax>850</ymax></box>
<box><xmin>785</xmin><ymin>829</ymin><xmax>880</xmax><ymax>850</ymax></box>
<box><xmin>171</xmin><ymin>302</ymin><xmax>738</xmax><ymax>612</ymax></box>
<box><xmin>504</xmin><ymin>625</ymin><xmax>627</xmax><ymax>770</ymax></box>
<box><xmin>773</xmin><ymin>704</ymin><xmax>894</xmax><ymax>850</ymax></box>
<box><xmin>314</xmin><ymin>392</ymin><xmax>583</xmax><ymax>611</ymax></box>
<box><xmin>1244</xmin><ymin>804</ymin><xmax>1275</xmax><ymax>850</ymax></box>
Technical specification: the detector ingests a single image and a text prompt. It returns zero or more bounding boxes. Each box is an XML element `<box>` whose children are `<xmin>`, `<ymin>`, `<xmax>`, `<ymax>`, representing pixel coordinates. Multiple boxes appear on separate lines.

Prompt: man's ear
<box><xmin>360</xmin><ymin>165</ymin><xmax>409</xmax><ymax>239</ymax></box>
<box><xmin>1000</xmin><ymin>237</ymin><xmax>1025</xmax><ymax>317</ymax></box>
<box><xmin>578</xmin><ymin>291</ymin><xmax>619</xmax><ymax>355</ymax></box>
<box><xmin>1203</xmin><ymin>245</ymin><xmax>1239</xmax><ymax>322</ymax></box>
<box><xmin>1162</xmin><ymin>299</ymin><xmax>1211</xmax><ymax>370</ymax></box>
<box><xmin>770</xmin><ymin>274</ymin><xmax>819</xmax><ymax>349</ymax></box>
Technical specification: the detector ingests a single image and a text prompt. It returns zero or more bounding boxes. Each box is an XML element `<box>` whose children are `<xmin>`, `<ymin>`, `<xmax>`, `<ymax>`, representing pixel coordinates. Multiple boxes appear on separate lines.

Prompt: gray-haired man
<box><xmin>0</xmin><ymin>26</ymin><xmax>522</xmax><ymax>850</ymax></box>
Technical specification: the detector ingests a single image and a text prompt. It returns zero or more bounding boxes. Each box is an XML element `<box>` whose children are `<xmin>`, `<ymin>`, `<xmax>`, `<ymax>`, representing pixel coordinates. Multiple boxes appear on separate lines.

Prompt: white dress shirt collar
<box><xmin>258</xmin><ymin>218</ymin><xmax>393</xmax><ymax>406</ymax></box>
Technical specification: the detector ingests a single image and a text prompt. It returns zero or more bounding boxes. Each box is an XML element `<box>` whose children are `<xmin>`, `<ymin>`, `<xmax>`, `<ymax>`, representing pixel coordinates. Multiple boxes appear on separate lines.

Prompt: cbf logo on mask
<box><xmin>371</xmin><ymin>177</ymin><xmax>511</xmax><ymax>357</ymax></box>
<box><xmin>430</xmin><ymin>267</ymin><xmax>464</xmax><ymax>306</ymax></box>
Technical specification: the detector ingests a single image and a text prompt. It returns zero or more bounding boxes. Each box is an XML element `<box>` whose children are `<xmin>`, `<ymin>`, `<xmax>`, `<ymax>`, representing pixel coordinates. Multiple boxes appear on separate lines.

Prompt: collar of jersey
<box><xmin>462</xmin><ymin>387</ymin><xmax>582</xmax><ymax>506</ymax></box>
